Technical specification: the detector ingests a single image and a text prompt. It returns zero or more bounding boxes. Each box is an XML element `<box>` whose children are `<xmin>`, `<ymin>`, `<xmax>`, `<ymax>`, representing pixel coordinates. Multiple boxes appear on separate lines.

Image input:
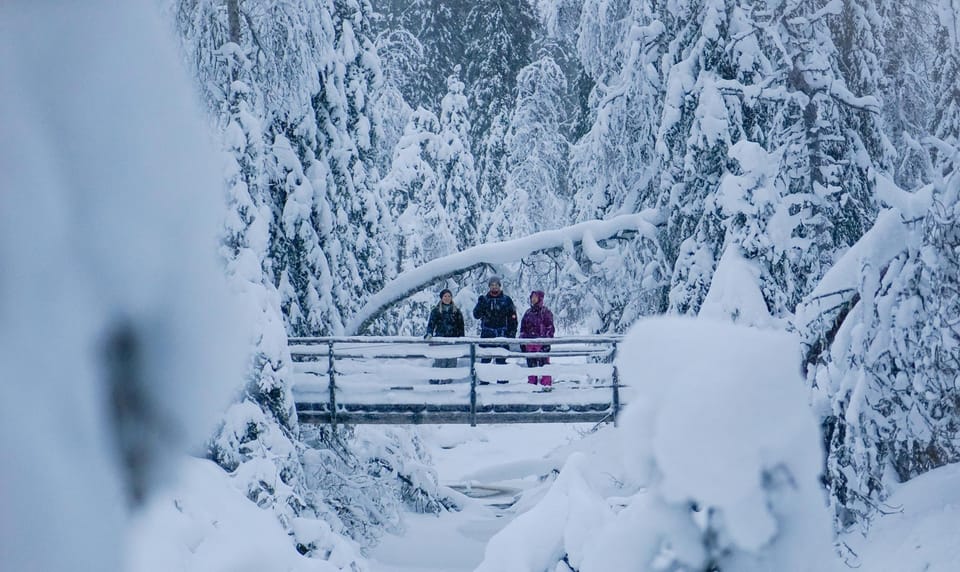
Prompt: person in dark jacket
<box><xmin>473</xmin><ymin>276</ymin><xmax>518</xmax><ymax>383</ymax></box>
<box><xmin>425</xmin><ymin>288</ymin><xmax>465</xmax><ymax>384</ymax></box>
<box><xmin>519</xmin><ymin>290</ymin><xmax>555</xmax><ymax>388</ymax></box>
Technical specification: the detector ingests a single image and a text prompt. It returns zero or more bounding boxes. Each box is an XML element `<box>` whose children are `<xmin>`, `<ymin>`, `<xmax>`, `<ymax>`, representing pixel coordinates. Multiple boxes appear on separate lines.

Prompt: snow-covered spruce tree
<box><xmin>570</xmin><ymin>0</ymin><xmax>661</xmax><ymax>224</ymax></box>
<box><xmin>801</xmin><ymin>144</ymin><xmax>960</xmax><ymax>532</ymax></box>
<box><xmin>465</xmin><ymin>0</ymin><xmax>539</xmax><ymax>247</ymax></box>
<box><xmin>382</xmin><ymin>107</ymin><xmax>442</xmax><ymax>274</ymax></box>
<box><xmin>831</xmin><ymin>0</ymin><xmax>894</xmax><ymax>170</ymax></box>
<box><xmin>175</xmin><ymin>4</ymin><xmax>362</xmax><ymax>561</ymax></box>
<box><xmin>375</xmin><ymin>107</ymin><xmax>440</xmax><ymax>336</ymax></box>
<box><xmin>375</xmin><ymin>76</ymin><xmax>477</xmax><ymax>335</ymax></box>
<box><xmin>868</xmin><ymin>0</ymin><xmax>939</xmax><ymax>188</ymax></box>
<box><xmin>825</xmin><ymin>0</ymin><xmax>895</xmax><ymax>238</ymax></box>
<box><xmin>557</xmin><ymin>0</ymin><xmax>670</xmax><ymax>331</ymax></box>
<box><xmin>574</xmin><ymin>0</ymin><xmax>632</xmax><ymax>90</ymax></box>
<box><xmin>531</xmin><ymin>0</ymin><xmax>595</xmax><ymax>142</ymax></box>
<box><xmin>656</xmin><ymin>0</ymin><xmax>884</xmax><ymax>318</ymax></box>
<box><xmin>215</xmin><ymin>0</ymin><xmax>395</xmax><ymax>337</ymax></box>
<box><xmin>372</xmin><ymin>28</ymin><xmax>424</xmax><ymax>117</ymax></box>
<box><xmin>372</xmin><ymin>72</ymin><xmax>482</xmax><ymax>336</ymax></box>
<box><xmin>179</xmin><ymin>0</ymin><xmax>343</xmax><ymax>337</ymax></box>
<box><xmin>655</xmin><ymin>0</ymin><xmax>759</xmax><ymax>317</ymax></box>
<box><xmin>800</xmin><ymin>3</ymin><xmax>960</xmax><ymax>531</ymax></box>
<box><xmin>371</xmin><ymin>31</ymin><xmax>417</xmax><ymax>177</ymax></box>
<box><xmin>490</xmin><ymin>55</ymin><xmax>570</xmax><ymax>242</ymax></box>
<box><xmin>775</xmin><ymin>0</ymin><xmax>883</xmax><ymax>298</ymax></box>
<box><xmin>372</xmin><ymin>0</ymin><xmax>468</xmax><ymax>108</ymax></box>
<box><xmin>273</xmin><ymin>131</ymin><xmax>339</xmax><ymax>336</ymax></box>
<box><xmin>436</xmin><ymin>68</ymin><xmax>481</xmax><ymax>251</ymax></box>
<box><xmin>462</xmin><ymin>0</ymin><xmax>538</xmax><ymax>144</ymax></box>
<box><xmin>311</xmin><ymin>0</ymin><xmax>397</xmax><ymax>332</ymax></box>
<box><xmin>173</xmin><ymin>0</ymin><xmax>444</xmax><ymax>557</ymax></box>
<box><xmin>932</xmin><ymin>0</ymin><xmax>960</xmax><ymax>152</ymax></box>
<box><xmin>473</xmin><ymin>55</ymin><xmax>573</xmax><ymax>309</ymax></box>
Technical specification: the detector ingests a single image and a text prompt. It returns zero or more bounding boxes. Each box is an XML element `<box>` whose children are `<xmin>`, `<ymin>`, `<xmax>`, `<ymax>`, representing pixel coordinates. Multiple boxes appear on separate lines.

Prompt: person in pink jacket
<box><xmin>519</xmin><ymin>290</ymin><xmax>555</xmax><ymax>388</ymax></box>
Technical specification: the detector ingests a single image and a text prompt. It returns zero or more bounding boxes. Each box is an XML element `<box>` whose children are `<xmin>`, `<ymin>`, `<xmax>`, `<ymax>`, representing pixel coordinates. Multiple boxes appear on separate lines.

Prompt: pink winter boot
<box><xmin>540</xmin><ymin>375</ymin><xmax>552</xmax><ymax>387</ymax></box>
<box><xmin>528</xmin><ymin>375</ymin><xmax>539</xmax><ymax>385</ymax></box>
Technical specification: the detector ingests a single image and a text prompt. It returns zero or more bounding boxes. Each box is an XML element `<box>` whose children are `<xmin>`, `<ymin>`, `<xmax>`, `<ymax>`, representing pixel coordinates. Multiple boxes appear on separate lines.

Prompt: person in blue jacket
<box><xmin>473</xmin><ymin>276</ymin><xmax>518</xmax><ymax>383</ymax></box>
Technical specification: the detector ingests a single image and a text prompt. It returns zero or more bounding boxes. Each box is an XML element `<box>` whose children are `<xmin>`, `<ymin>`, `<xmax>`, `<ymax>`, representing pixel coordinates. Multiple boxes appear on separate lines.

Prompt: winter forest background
<box><xmin>2</xmin><ymin>0</ymin><xmax>960</xmax><ymax>570</ymax></box>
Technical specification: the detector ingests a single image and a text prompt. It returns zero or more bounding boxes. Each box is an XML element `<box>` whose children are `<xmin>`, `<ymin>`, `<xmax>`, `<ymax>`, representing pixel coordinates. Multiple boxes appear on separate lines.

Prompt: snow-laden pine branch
<box><xmin>346</xmin><ymin>210</ymin><xmax>663</xmax><ymax>334</ymax></box>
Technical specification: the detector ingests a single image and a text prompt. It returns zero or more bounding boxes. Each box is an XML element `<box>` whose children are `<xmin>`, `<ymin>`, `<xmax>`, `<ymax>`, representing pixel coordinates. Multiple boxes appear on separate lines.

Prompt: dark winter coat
<box><xmin>519</xmin><ymin>291</ymin><xmax>555</xmax><ymax>352</ymax></box>
<box><xmin>473</xmin><ymin>292</ymin><xmax>518</xmax><ymax>338</ymax></box>
<box><xmin>426</xmin><ymin>302</ymin><xmax>465</xmax><ymax>337</ymax></box>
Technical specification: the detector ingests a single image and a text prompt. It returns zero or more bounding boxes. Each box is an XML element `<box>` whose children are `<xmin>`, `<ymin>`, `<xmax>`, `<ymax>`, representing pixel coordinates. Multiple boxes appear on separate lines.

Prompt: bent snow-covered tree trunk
<box><xmin>346</xmin><ymin>211</ymin><xmax>663</xmax><ymax>334</ymax></box>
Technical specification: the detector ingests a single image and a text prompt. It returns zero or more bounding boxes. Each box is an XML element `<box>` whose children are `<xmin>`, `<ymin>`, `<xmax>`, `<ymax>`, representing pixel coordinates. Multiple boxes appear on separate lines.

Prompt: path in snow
<box><xmin>368</xmin><ymin>423</ymin><xmax>592</xmax><ymax>572</ymax></box>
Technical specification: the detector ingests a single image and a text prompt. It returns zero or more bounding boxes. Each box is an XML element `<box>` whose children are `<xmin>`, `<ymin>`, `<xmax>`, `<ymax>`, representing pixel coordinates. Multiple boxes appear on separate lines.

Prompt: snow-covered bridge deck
<box><xmin>290</xmin><ymin>336</ymin><xmax>624</xmax><ymax>426</ymax></box>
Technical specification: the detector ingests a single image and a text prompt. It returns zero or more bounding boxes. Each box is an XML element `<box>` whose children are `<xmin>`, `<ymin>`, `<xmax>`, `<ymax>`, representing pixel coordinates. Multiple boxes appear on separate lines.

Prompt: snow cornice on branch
<box><xmin>346</xmin><ymin>210</ymin><xmax>664</xmax><ymax>334</ymax></box>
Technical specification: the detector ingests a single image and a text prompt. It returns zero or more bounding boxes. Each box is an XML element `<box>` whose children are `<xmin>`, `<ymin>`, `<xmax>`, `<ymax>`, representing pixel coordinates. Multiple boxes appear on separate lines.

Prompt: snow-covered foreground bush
<box><xmin>126</xmin><ymin>457</ymin><xmax>366</xmax><ymax>572</ymax></box>
<box><xmin>0</xmin><ymin>2</ymin><xmax>248</xmax><ymax>570</ymax></box>
<box><xmin>0</xmin><ymin>3</ymin><xmax>376</xmax><ymax>570</ymax></box>
<box><xmin>476</xmin><ymin>317</ymin><xmax>839</xmax><ymax>571</ymax></box>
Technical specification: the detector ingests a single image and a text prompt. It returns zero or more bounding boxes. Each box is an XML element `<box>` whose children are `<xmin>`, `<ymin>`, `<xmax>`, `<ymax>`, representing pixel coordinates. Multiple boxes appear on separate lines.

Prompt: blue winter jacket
<box><xmin>473</xmin><ymin>292</ymin><xmax>518</xmax><ymax>338</ymax></box>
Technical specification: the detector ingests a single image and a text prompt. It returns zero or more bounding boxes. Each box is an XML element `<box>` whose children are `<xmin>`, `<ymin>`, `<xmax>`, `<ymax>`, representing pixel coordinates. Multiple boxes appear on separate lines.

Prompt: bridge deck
<box><xmin>295</xmin><ymin>402</ymin><xmax>615</xmax><ymax>424</ymax></box>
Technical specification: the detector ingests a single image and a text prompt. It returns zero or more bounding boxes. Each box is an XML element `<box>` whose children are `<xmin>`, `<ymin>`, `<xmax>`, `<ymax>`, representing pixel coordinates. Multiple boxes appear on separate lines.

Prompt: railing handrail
<box><xmin>289</xmin><ymin>335</ymin><xmax>624</xmax><ymax>345</ymax></box>
<box><xmin>289</xmin><ymin>335</ymin><xmax>624</xmax><ymax>427</ymax></box>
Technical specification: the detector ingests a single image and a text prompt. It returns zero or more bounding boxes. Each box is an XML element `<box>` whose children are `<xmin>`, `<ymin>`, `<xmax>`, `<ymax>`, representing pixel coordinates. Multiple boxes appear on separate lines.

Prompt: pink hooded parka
<box><xmin>519</xmin><ymin>290</ymin><xmax>555</xmax><ymax>352</ymax></box>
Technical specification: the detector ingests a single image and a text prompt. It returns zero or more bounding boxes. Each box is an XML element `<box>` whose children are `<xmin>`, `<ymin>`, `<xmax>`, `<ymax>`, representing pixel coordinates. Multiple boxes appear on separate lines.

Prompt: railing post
<box><xmin>469</xmin><ymin>342</ymin><xmax>477</xmax><ymax>427</ymax></box>
<box><xmin>611</xmin><ymin>341</ymin><xmax>620</xmax><ymax>427</ymax></box>
<box><xmin>328</xmin><ymin>340</ymin><xmax>337</xmax><ymax>428</ymax></box>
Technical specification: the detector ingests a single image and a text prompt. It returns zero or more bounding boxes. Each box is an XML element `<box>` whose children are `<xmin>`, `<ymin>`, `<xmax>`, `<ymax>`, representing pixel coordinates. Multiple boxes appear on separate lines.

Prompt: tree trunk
<box><xmin>227</xmin><ymin>0</ymin><xmax>240</xmax><ymax>44</ymax></box>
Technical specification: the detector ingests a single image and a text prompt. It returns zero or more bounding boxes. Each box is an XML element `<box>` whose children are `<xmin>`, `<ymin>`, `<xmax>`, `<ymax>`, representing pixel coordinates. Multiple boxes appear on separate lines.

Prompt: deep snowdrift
<box><xmin>475</xmin><ymin>316</ymin><xmax>839</xmax><ymax>571</ymax></box>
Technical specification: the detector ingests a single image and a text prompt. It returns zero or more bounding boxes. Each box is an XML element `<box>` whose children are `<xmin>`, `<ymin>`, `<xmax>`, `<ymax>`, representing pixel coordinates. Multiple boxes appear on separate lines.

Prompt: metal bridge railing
<box><xmin>289</xmin><ymin>336</ymin><xmax>624</xmax><ymax>427</ymax></box>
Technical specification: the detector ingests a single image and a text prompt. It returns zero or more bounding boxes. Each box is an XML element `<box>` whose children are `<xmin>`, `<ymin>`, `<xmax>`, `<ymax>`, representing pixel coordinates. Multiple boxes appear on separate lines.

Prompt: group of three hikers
<box><xmin>424</xmin><ymin>276</ymin><xmax>555</xmax><ymax>388</ymax></box>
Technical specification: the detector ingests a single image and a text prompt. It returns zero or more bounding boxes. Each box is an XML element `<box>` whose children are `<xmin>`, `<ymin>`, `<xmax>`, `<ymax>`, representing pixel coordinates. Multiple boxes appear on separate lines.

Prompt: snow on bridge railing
<box><xmin>288</xmin><ymin>336</ymin><xmax>625</xmax><ymax>426</ymax></box>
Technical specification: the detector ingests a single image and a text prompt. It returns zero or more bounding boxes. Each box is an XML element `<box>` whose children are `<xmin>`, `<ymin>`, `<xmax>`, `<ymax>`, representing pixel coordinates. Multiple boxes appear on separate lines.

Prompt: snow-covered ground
<box><xmin>122</xmin><ymin>423</ymin><xmax>591</xmax><ymax>572</ymax></box>
<box><xmin>368</xmin><ymin>423</ymin><xmax>591</xmax><ymax>572</ymax></box>
<box><xmin>845</xmin><ymin>463</ymin><xmax>960</xmax><ymax>572</ymax></box>
<box><xmin>123</xmin><ymin>421</ymin><xmax>960</xmax><ymax>572</ymax></box>
<box><xmin>126</xmin><ymin>458</ymin><xmax>364</xmax><ymax>572</ymax></box>
<box><xmin>366</xmin><ymin>421</ymin><xmax>960</xmax><ymax>572</ymax></box>
<box><xmin>123</xmin><ymin>316</ymin><xmax>960</xmax><ymax>571</ymax></box>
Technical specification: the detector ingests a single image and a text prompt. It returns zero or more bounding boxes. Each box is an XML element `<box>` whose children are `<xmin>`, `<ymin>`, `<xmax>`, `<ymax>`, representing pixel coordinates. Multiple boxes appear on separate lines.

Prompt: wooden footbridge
<box><xmin>290</xmin><ymin>336</ymin><xmax>624</xmax><ymax>426</ymax></box>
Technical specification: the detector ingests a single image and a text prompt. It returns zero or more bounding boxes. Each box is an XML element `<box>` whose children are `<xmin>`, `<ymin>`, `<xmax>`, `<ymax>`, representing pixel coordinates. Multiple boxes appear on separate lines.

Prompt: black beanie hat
<box><xmin>439</xmin><ymin>288</ymin><xmax>453</xmax><ymax>298</ymax></box>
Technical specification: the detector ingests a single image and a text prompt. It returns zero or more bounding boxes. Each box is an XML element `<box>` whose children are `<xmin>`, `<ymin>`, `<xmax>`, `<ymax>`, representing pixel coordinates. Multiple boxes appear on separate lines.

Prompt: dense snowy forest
<box><xmin>2</xmin><ymin>0</ymin><xmax>959</xmax><ymax>570</ymax></box>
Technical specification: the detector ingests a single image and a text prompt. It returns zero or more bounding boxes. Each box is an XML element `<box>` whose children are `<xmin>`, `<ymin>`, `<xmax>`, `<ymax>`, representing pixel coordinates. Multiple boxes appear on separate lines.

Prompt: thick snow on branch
<box><xmin>874</xmin><ymin>170</ymin><xmax>933</xmax><ymax>219</ymax></box>
<box><xmin>786</xmin><ymin>0</ymin><xmax>843</xmax><ymax>26</ymax></box>
<box><xmin>829</xmin><ymin>81</ymin><xmax>881</xmax><ymax>114</ymax></box>
<box><xmin>346</xmin><ymin>210</ymin><xmax>663</xmax><ymax>334</ymax></box>
<box><xmin>795</xmin><ymin>208</ymin><xmax>912</xmax><ymax>329</ymax></box>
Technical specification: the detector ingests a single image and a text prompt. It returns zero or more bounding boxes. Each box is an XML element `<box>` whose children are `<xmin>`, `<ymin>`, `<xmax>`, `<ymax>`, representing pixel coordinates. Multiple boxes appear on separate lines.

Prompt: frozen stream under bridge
<box><xmin>289</xmin><ymin>336</ymin><xmax>625</xmax><ymax>426</ymax></box>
